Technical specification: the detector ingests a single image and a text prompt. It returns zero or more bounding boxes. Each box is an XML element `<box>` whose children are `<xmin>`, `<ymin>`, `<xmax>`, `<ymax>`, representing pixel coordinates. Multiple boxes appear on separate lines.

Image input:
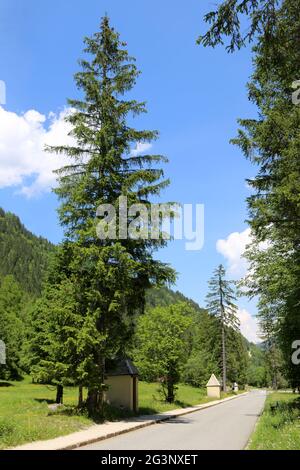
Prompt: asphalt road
<box><xmin>79</xmin><ymin>390</ymin><xmax>266</xmax><ymax>450</ymax></box>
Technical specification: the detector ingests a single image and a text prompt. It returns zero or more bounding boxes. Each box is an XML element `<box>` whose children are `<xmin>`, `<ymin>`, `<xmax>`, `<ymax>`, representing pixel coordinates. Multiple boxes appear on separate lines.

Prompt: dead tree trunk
<box><xmin>221</xmin><ymin>323</ymin><xmax>226</xmax><ymax>392</ymax></box>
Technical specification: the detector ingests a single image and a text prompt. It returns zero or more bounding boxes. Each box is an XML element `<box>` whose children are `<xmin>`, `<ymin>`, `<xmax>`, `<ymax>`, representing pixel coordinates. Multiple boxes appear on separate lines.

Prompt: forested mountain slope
<box><xmin>0</xmin><ymin>208</ymin><xmax>54</xmax><ymax>295</ymax></box>
<box><xmin>145</xmin><ymin>287</ymin><xmax>206</xmax><ymax>313</ymax></box>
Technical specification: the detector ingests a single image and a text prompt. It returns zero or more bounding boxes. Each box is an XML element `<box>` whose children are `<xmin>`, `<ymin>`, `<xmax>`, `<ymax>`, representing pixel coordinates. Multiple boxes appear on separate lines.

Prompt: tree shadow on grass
<box><xmin>174</xmin><ymin>399</ymin><xmax>193</xmax><ymax>408</ymax></box>
<box><xmin>46</xmin><ymin>405</ymin><xmax>88</xmax><ymax>419</ymax></box>
<box><xmin>138</xmin><ymin>406</ymin><xmax>163</xmax><ymax>415</ymax></box>
<box><xmin>0</xmin><ymin>381</ymin><xmax>14</xmax><ymax>387</ymax></box>
<box><xmin>43</xmin><ymin>399</ymin><xmax>201</xmax><ymax>425</ymax></box>
<box><xmin>46</xmin><ymin>403</ymin><xmax>135</xmax><ymax>424</ymax></box>
<box><xmin>47</xmin><ymin>403</ymin><xmax>171</xmax><ymax>424</ymax></box>
<box><xmin>34</xmin><ymin>398</ymin><xmax>56</xmax><ymax>404</ymax></box>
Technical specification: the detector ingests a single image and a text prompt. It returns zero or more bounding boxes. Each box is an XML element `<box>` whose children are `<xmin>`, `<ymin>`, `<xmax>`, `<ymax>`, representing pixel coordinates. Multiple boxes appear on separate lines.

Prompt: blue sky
<box><xmin>0</xmin><ymin>0</ymin><xmax>259</xmax><ymax>341</ymax></box>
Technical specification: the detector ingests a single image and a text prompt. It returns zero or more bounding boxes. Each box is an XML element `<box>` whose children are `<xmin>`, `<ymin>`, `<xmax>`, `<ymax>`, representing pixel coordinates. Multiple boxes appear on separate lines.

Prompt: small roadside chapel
<box><xmin>105</xmin><ymin>358</ymin><xmax>139</xmax><ymax>412</ymax></box>
<box><xmin>206</xmin><ymin>373</ymin><xmax>221</xmax><ymax>399</ymax></box>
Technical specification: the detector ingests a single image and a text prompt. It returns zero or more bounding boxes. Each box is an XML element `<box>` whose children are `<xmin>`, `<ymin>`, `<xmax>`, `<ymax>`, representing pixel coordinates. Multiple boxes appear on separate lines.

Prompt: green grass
<box><xmin>138</xmin><ymin>382</ymin><xmax>217</xmax><ymax>414</ymax></box>
<box><xmin>248</xmin><ymin>392</ymin><xmax>300</xmax><ymax>450</ymax></box>
<box><xmin>0</xmin><ymin>377</ymin><xmax>91</xmax><ymax>449</ymax></box>
<box><xmin>0</xmin><ymin>377</ymin><xmax>236</xmax><ymax>449</ymax></box>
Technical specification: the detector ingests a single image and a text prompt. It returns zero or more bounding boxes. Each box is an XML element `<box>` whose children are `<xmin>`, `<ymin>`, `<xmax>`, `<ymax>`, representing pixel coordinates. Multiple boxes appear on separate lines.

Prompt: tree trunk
<box><xmin>166</xmin><ymin>378</ymin><xmax>175</xmax><ymax>403</ymax></box>
<box><xmin>78</xmin><ymin>385</ymin><xmax>83</xmax><ymax>408</ymax></box>
<box><xmin>99</xmin><ymin>357</ymin><xmax>106</xmax><ymax>415</ymax></box>
<box><xmin>222</xmin><ymin>324</ymin><xmax>226</xmax><ymax>392</ymax></box>
<box><xmin>86</xmin><ymin>388</ymin><xmax>99</xmax><ymax>416</ymax></box>
<box><xmin>56</xmin><ymin>384</ymin><xmax>63</xmax><ymax>404</ymax></box>
<box><xmin>219</xmin><ymin>270</ymin><xmax>227</xmax><ymax>393</ymax></box>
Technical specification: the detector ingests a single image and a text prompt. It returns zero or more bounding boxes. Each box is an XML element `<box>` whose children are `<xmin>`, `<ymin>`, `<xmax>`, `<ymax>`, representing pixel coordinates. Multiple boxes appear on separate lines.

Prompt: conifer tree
<box><xmin>46</xmin><ymin>17</ymin><xmax>175</xmax><ymax>414</ymax></box>
<box><xmin>197</xmin><ymin>0</ymin><xmax>280</xmax><ymax>52</ymax></box>
<box><xmin>199</xmin><ymin>0</ymin><xmax>300</xmax><ymax>388</ymax></box>
<box><xmin>206</xmin><ymin>265</ymin><xmax>240</xmax><ymax>391</ymax></box>
<box><xmin>24</xmin><ymin>275</ymin><xmax>81</xmax><ymax>404</ymax></box>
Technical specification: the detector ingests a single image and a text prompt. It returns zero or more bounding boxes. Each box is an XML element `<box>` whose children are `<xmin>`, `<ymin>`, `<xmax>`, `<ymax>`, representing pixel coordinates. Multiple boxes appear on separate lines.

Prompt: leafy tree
<box><xmin>181</xmin><ymin>353</ymin><xmax>212</xmax><ymax>388</ymax></box>
<box><xmin>133</xmin><ymin>303</ymin><xmax>192</xmax><ymax>403</ymax></box>
<box><xmin>206</xmin><ymin>265</ymin><xmax>240</xmax><ymax>390</ymax></box>
<box><xmin>247</xmin><ymin>364</ymin><xmax>267</xmax><ymax>387</ymax></box>
<box><xmin>245</xmin><ymin>343</ymin><xmax>268</xmax><ymax>387</ymax></box>
<box><xmin>45</xmin><ymin>16</ymin><xmax>175</xmax><ymax>414</ymax></box>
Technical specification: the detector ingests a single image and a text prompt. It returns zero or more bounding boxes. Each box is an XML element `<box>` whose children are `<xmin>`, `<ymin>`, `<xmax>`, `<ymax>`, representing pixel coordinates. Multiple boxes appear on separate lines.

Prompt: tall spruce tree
<box><xmin>46</xmin><ymin>17</ymin><xmax>175</xmax><ymax>414</ymax></box>
<box><xmin>206</xmin><ymin>265</ymin><xmax>240</xmax><ymax>391</ymax></box>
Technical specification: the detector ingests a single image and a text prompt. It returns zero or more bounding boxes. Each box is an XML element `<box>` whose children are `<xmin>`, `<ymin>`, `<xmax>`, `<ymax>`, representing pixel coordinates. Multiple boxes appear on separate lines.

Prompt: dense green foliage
<box><xmin>246</xmin><ymin>343</ymin><xmax>268</xmax><ymax>387</ymax></box>
<box><xmin>0</xmin><ymin>208</ymin><xmax>54</xmax><ymax>380</ymax></box>
<box><xmin>0</xmin><ymin>275</ymin><xmax>26</xmax><ymax>379</ymax></box>
<box><xmin>246</xmin><ymin>342</ymin><xmax>287</xmax><ymax>388</ymax></box>
<box><xmin>133</xmin><ymin>303</ymin><xmax>193</xmax><ymax>402</ymax></box>
<box><xmin>200</xmin><ymin>0</ymin><xmax>300</xmax><ymax>388</ymax></box>
<box><xmin>23</xmin><ymin>278</ymin><xmax>81</xmax><ymax>391</ymax></box>
<box><xmin>182</xmin><ymin>309</ymin><xmax>249</xmax><ymax>388</ymax></box>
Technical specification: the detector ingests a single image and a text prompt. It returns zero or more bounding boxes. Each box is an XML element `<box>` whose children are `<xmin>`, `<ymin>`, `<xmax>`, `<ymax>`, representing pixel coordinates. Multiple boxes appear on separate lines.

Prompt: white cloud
<box><xmin>131</xmin><ymin>142</ymin><xmax>152</xmax><ymax>156</ymax></box>
<box><xmin>216</xmin><ymin>228</ymin><xmax>251</xmax><ymax>278</ymax></box>
<box><xmin>216</xmin><ymin>227</ymin><xmax>270</xmax><ymax>279</ymax></box>
<box><xmin>237</xmin><ymin>308</ymin><xmax>260</xmax><ymax>344</ymax></box>
<box><xmin>0</xmin><ymin>106</ymin><xmax>74</xmax><ymax>197</ymax></box>
<box><xmin>0</xmin><ymin>106</ymin><xmax>154</xmax><ymax>198</ymax></box>
<box><xmin>216</xmin><ymin>229</ymin><xmax>266</xmax><ymax>343</ymax></box>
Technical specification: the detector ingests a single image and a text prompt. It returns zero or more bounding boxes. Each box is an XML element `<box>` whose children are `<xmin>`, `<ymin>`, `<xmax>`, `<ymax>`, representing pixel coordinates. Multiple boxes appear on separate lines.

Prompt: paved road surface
<box><xmin>79</xmin><ymin>390</ymin><xmax>266</xmax><ymax>450</ymax></box>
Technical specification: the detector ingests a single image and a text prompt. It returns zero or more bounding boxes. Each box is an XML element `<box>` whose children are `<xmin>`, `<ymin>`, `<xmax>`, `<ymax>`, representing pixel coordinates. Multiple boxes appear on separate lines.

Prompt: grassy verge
<box><xmin>0</xmin><ymin>377</ymin><xmax>91</xmax><ymax>449</ymax></box>
<box><xmin>0</xmin><ymin>377</ymin><xmax>240</xmax><ymax>449</ymax></box>
<box><xmin>248</xmin><ymin>392</ymin><xmax>300</xmax><ymax>450</ymax></box>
